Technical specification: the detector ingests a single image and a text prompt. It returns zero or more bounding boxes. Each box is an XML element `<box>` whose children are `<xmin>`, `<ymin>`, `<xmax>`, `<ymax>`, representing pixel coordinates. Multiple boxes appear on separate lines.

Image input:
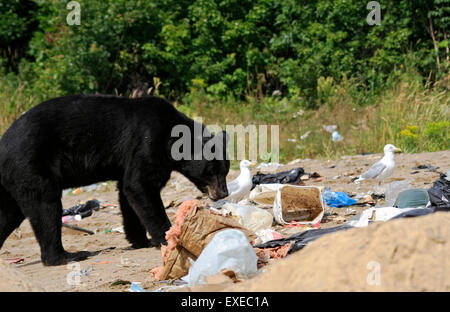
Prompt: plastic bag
<box><xmin>427</xmin><ymin>173</ymin><xmax>450</xmax><ymax>210</ymax></box>
<box><xmin>255</xmin><ymin>225</ymin><xmax>352</xmax><ymax>254</ymax></box>
<box><xmin>182</xmin><ymin>229</ymin><xmax>258</xmax><ymax>286</ymax></box>
<box><xmin>254</xmin><ymin>229</ymin><xmax>283</xmax><ymax>245</ymax></box>
<box><xmin>249</xmin><ymin>184</ymin><xmax>283</xmax><ymax>206</ymax></box>
<box><xmin>345</xmin><ymin>206</ymin><xmax>430</xmax><ymax>228</ymax></box>
<box><xmin>331</xmin><ymin>131</ymin><xmax>344</xmax><ymax>142</ymax></box>
<box><xmin>255</xmin><ymin>162</ymin><xmax>283</xmax><ymax>173</ymax></box>
<box><xmin>155</xmin><ymin>203</ymin><xmax>256</xmax><ymax>281</ymax></box>
<box><xmin>62</xmin><ymin>199</ymin><xmax>101</xmax><ymax>218</ymax></box>
<box><xmin>323</xmin><ymin>125</ymin><xmax>337</xmax><ymax>133</ymax></box>
<box><xmin>129</xmin><ymin>282</ymin><xmax>147</xmax><ymax>292</ymax></box>
<box><xmin>221</xmin><ymin>203</ymin><xmax>273</xmax><ymax>232</ymax></box>
<box><xmin>385</xmin><ymin>181</ymin><xmax>412</xmax><ymax>206</ymax></box>
<box><xmin>252</xmin><ymin>167</ymin><xmax>306</xmax><ymax>189</ymax></box>
<box><xmin>322</xmin><ymin>188</ymin><xmax>357</xmax><ymax>207</ymax></box>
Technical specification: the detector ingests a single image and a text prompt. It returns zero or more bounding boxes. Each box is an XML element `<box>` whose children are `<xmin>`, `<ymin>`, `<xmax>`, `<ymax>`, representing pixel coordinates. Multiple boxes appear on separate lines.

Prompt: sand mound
<box><xmin>227</xmin><ymin>212</ymin><xmax>449</xmax><ymax>292</ymax></box>
<box><xmin>0</xmin><ymin>262</ymin><xmax>44</xmax><ymax>292</ymax></box>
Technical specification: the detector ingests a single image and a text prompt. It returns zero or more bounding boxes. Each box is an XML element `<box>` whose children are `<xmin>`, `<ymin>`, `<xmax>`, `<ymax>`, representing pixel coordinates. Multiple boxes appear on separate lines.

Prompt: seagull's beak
<box><xmin>394</xmin><ymin>147</ymin><xmax>402</xmax><ymax>153</ymax></box>
<box><xmin>250</xmin><ymin>162</ymin><xmax>257</xmax><ymax>168</ymax></box>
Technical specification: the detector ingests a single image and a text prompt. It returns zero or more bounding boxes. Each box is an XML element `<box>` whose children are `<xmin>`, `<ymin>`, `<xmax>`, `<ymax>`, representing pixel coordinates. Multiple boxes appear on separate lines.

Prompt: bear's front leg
<box><xmin>118</xmin><ymin>181</ymin><xmax>153</xmax><ymax>248</ymax></box>
<box><xmin>122</xmin><ymin>179</ymin><xmax>171</xmax><ymax>246</ymax></box>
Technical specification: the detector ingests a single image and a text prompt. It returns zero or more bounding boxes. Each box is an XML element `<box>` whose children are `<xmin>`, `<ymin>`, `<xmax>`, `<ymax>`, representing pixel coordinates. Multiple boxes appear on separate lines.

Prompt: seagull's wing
<box><xmin>227</xmin><ymin>179</ymin><xmax>240</xmax><ymax>194</ymax></box>
<box><xmin>360</xmin><ymin>161</ymin><xmax>387</xmax><ymax>179</ymax></box>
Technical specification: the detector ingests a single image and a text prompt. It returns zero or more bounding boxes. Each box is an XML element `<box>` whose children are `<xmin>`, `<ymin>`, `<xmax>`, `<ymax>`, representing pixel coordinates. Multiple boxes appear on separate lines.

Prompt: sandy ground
<box><xmin>0</xmin><ymin>150</ymin><xmax>449</xmax><ymax>292</ymax></box>
<box><xmin>227</xmin><ymin>212</ymin><xmax>449</xmax><ymax>292</ymax></box>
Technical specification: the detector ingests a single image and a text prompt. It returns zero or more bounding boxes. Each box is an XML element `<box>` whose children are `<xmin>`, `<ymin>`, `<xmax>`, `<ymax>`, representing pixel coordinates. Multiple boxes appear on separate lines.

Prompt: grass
<box><xmin>0</xmin><ymin>78</ymin><xmax>41</xmax><ymax>135</ymax></box>
<box><xmin>176</xmin><ymin>72</ymin><xmax>449</xmax><ymax>164</ymax></box>
<box><xmin>1</xmin><ymin>71</ymin><xmax>449</xmax><ymax>166</ymax></box>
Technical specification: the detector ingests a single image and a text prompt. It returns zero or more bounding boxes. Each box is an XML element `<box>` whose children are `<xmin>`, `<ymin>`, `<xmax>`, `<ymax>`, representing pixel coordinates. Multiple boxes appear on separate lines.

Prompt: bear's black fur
<box><xmin>0</xmin><ymin>95</ymin><xmax>229</xmax><ymax>265</ymax></box>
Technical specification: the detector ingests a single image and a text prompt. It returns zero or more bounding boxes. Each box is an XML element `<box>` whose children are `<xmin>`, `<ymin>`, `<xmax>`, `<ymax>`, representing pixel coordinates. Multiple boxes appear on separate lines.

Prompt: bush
<box><xmin>2</xmin><ymin>0</ymin><xmax>448</xmax><ymax>103</ymax></box>
<box><xmin>423</xmin><ymin>121</ymin><xmax>450</xmax><ymax>151</ymax></box>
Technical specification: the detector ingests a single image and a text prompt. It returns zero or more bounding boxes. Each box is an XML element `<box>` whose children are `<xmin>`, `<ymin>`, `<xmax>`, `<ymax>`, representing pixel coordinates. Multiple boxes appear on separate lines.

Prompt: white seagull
<box><xmin>226</xmin><ymin>160</ymin><xmax>255</xmax><ymax>203</ymax></box>
<box><xmin>354</xmin><ymin>144</ymin><xmax>402</xmax><ymax>184</ymax></box>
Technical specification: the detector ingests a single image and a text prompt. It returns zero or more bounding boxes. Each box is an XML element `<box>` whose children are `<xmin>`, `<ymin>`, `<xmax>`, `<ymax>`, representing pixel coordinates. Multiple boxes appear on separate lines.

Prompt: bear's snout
<box><xmin>206</xmin><ymin>183</ymin><xmax>228</xmax><ymax>201</ymax></box>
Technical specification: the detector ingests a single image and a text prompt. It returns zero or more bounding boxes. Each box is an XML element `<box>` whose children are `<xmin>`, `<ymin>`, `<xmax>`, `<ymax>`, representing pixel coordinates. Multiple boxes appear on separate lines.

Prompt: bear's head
<box><xmin>169</xmin><ymin>129</ymin><xmax>230</xmax><ymax>201</ymax></box>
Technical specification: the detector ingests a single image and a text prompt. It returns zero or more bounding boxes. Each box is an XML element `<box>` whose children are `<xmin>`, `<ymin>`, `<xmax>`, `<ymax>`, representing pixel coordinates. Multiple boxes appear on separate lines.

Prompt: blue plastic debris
<box><xmin>322</xmin><ymin>188</ymin><xmax>357</xmax><ymax>207</ymax></box>
<box><xmin>331</xmin><ymin>131</ymin><xmax>344</xmax><ymax>142</ymax></box>
<box><xmin>130</xmin><ymin>282</ymin><xmax>147</xmax><ymax>292</ymax></box>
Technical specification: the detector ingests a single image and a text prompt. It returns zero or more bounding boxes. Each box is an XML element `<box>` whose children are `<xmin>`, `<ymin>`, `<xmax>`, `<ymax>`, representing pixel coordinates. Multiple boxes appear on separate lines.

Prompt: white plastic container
<box><xmin>273</xmin><ymin>185</ymin><xmax>324</xmax><ymax>226</ymax></box>
<box><xmin>250</xmin><ymin>184</ymin><xmax>325</xmax><ymax>226</ymax></box>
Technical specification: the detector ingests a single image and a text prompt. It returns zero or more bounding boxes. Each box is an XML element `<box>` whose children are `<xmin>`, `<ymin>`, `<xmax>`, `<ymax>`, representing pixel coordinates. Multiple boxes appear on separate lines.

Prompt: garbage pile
<box><xmin>149</xmin><ymin>200</ymin><xmax>256</xmax><ymax>281</ymax></box>
<box><xmin>252</xmin><ymin>172</ymin><xmax>449</xmax><ymax>255</ymax></box>
<box><xmin>149</xmin><ymin>164</ymin><xmax>449</xmax><ymax>291</ymax></box>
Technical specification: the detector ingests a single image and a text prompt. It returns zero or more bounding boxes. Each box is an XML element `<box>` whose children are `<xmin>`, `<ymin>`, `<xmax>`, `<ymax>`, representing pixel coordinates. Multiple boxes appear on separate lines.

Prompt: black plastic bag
<box><xmin>427</xmin><ymin>173</ymin><xmax>450</xmax><ymax>211</ymax></box>
<box><xmin>62</xmin><ymin>199</ymin><xmax>101</xmax><ymax>218</ymax></box>
<box><xmin>252</xmin><ymin>167</ymin><xmax>306</xmax><ymax>189</ymax></box>
<box><xmin>390</xmin><ymin>207</ymin><xmax>435</xmax><ymax>219</ymax></box>
<box><xmin>254</xmin><ymin>224</ymin><xmax>353</xmax><ymax>254</ymax></box>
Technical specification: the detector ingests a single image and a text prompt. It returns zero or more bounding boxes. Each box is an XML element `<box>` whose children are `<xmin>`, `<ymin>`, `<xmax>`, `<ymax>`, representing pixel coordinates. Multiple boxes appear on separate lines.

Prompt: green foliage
<box><xmin>423</xmin><ymin>121</ymin><xmax>450</xmax><ymax>151</ymax></box>
<box><xmin>399</xmin><ymin>125</ymin><xmax>419</xmax><ymax>151</ymax></box>
<box><xmin>1</xmin><ymin>0</ymin><xmax>449</xmax><ymax>104</ymax></box>
<box><xmin>398</xmin><ymin>121</ymin><xmax>450</xmax><ymax>153</ymax></box>
<box><xmin>0</xmin><ymin>0</ymin><xmax>39</xmax><ymax>71</ymax></box>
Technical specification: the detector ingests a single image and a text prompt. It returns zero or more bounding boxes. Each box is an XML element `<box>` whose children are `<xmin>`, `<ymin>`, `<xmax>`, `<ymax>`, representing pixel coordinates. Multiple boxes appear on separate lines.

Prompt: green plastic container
<box><xmin>393</xmin><ymin>189</ymin><xmax>430</xmax><ymax>208</ymax></box>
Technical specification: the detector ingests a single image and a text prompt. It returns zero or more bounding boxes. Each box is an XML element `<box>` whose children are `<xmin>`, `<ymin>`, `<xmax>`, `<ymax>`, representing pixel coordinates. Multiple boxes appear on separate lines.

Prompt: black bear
<box><xmin>0</xmin><ymin>95</ymin><xmax>229</xmax><ymax>265</ymax></box>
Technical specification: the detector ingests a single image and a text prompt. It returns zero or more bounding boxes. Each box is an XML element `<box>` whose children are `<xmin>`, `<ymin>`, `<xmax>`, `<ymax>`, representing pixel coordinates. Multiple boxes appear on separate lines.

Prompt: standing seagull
<box><xmin>226</xmin><ymin>160</ymin><xmax>255</xmax><ymax>203</ymax></box>
<box><xmin>354</xmin><ymin>144</ymin><xmax>402</xmax><ymax>184</ymax></box>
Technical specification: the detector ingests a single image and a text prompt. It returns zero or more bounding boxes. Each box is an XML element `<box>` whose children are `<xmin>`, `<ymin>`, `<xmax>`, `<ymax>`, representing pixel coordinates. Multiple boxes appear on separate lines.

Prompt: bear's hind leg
<box><xmin>23</xmin><ymin>198</ymin><xmax>90</xmax><ymax>266</ymax></box>
<box><xmin>0</xmin><ymin>194</ymin><xmax>25</xmax><ymax>249</ymax></box>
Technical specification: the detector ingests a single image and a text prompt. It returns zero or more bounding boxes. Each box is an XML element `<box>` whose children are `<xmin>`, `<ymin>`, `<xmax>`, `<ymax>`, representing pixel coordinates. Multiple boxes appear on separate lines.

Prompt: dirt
<box><xmin>0</xmin><ymin>150</ymin><xmax>449</xmax><ymax>292</ymax></box>
<box><xmin>280</xmin><ymin>186</ymin><xmax>322</xmax><ymax>222</ymax></box>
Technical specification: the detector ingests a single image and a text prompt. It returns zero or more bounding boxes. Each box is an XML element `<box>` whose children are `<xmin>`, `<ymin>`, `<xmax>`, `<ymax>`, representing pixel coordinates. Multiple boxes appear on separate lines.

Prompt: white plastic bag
<box><xmin>182</xmin><ymin>229</ymin><xmax>258</xmax><ymax>286</ymax></box>
<box><xmin>249</xmin><ymin>183</ymin><xmax>284</xmax><ymax>206</ymax></box>
<box><xmin>255</xmin><ymin>162</ymin><xmax>283</xmax><ymax>173</ymax></box>
<box><xmin>221</xmin><ymin>203</ymin><xmax>273</xmax><ymax>232</ymax></box>
<box><xmin>346</xmin><ymin>206</ymin><xmax>422</xmax><ymax>227</ymax></box>
<box><xmin>254</xmin><ymin>228</ymin><xmax>283</xmax><ymax>245</ymax></box>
